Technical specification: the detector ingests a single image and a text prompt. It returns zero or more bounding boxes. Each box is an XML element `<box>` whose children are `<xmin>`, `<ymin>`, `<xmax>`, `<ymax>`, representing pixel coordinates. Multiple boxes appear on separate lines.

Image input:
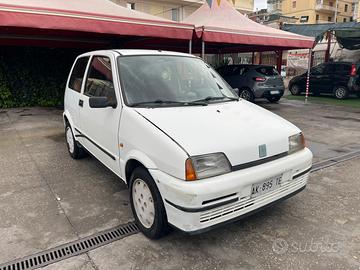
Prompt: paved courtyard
<box><xmin>0</xmin><ymin>99</ymin><xmax>359</xmax><ymax>270</ymax></box>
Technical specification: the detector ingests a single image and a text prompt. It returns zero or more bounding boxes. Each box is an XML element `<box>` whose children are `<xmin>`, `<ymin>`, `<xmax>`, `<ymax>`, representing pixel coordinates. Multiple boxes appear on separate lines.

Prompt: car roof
<box><xmin>78</xmin><ymin>49</ymin><xmax>196</xmax><ymax>58</ymax></box>
<box><xmin>218</xmin><ymin>64</ymin><xmax>274</xmax><ymax>69</ymax></box>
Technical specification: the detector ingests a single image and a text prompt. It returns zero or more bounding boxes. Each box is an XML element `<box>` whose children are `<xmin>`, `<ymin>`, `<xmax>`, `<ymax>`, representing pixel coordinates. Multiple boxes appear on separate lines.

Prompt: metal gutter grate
<box><xmin>0</xmin><ymin>222</ymin><xmax>139</xmax><ymax>270</ymax></box>
<box><xmin>311</xmin><ymin>150</ymin><xmax>360</xmax><ymax>172</ymax></box>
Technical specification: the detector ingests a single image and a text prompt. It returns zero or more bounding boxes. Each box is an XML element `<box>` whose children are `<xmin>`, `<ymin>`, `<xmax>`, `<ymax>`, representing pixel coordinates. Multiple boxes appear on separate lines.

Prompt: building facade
<box><xmin>279</xmin><ymin>0</ymin><xmax>359</xmax><ymax>24</ymax></box>
<box><xmin>111</xmin><ymin>0</ymin><xmax>254</xmax><ymax>21</ymax></box>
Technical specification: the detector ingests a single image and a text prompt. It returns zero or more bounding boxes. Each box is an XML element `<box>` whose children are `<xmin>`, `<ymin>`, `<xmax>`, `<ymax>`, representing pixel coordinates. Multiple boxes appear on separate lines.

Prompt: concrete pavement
<box><xmin>0</xmin><ymin>100</ymin><xmax>359</xmax><ymax>269</ymax></box>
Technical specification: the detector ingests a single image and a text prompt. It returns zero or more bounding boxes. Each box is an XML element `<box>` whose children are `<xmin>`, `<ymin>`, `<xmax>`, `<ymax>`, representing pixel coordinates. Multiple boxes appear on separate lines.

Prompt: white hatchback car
<box><xmin>64</xmin><ymin>50</ymin><xmax>313</xmax><ymax>239</ymax></box>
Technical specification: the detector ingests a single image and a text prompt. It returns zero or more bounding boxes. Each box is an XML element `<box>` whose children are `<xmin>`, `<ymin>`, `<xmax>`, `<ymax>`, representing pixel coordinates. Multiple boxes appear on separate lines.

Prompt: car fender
<box><xmin>63</xmin><ymin>110</ymin><xmax>75</xmax><ymax>131</ymax></box>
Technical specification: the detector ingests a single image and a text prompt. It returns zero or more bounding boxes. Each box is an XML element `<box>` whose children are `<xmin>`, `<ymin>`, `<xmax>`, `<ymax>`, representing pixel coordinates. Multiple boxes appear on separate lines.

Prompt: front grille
<box><xmin>200</xmin><ymin>174</ymin><xmax>308</xmax><ymax>223</ymax></box>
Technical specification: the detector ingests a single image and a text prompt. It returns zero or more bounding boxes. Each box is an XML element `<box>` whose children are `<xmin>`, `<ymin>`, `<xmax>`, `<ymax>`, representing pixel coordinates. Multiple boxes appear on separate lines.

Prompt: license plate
<box><xmin>251</xmin><ymin>174</ymin><xmax>283</xmax><ymax>198</ymax></box>
<box><xmin>270</xmin><ymin>90</ymin><xmax>280</xmax><ymax>95</ymax></box>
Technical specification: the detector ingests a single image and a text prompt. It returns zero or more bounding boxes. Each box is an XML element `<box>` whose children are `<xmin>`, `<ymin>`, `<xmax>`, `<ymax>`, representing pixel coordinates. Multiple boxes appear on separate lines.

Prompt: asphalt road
<box><xmin>0</xmin><ymin>99</ymin><xmax>359</xmax><ymax>270</ymax></box>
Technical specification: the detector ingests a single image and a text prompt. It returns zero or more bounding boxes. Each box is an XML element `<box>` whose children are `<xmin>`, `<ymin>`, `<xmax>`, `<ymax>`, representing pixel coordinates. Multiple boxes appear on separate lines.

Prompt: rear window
<box><xmin>255</xmin><ymin>66</ymin><xmax>278</xmax><ymax>76</ymax></box>
<box><xmin>68</xmin><ymin>57</ymin><xmax>89</xmax><ymax>93</ymax></box>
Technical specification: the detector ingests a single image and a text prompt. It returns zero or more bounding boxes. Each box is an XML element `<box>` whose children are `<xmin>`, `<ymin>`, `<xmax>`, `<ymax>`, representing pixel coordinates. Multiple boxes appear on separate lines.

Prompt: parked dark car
<box><xmin>217</xmin><ymin>64</ymin><xmax>285</xmax><ymax>103</ymax></box>
<box><xmin>289</xmin><ymin>62</ymin><xmax>360</xmax><ymax>99</ymax></box>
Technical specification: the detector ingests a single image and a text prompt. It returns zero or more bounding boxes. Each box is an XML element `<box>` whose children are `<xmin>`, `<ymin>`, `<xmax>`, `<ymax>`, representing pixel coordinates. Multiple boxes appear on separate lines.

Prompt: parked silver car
<box><xmin>217</xmin><ymin>64</ymin><xmax>285</xmax><ymax>103</ymax></box>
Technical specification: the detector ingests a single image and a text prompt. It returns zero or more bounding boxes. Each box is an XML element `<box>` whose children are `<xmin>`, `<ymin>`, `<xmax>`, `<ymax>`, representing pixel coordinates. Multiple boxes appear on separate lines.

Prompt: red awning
<box><xmin>183</xmin><ymin>1</ymin><xmax>315</xmax><ymax>51</ymax></box>
<box><xmin>0</xmin><ymin>0</ymin><xmax>193</xmax><ymax>47</ymax></box>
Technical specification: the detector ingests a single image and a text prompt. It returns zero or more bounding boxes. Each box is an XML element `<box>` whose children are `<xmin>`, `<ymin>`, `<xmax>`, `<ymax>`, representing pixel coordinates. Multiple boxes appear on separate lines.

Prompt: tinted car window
<box><xmin>311</xmin><ymin>65</ymin><xmax>325</xmax><ymax>75</ymax></box>
<box><xmin>84</xmin><ymin>56</ymin><xmax>116</xmax><ymax>104</ymax></box>
<box><xmin>68</xmin><ymin>57</ymin><xmax>89</xmax><ymax>93</ymax></box>
<box><xmin>255</xmin><ymin>66</ymin><xmax>278</xmax><ymax>76</ymax></box>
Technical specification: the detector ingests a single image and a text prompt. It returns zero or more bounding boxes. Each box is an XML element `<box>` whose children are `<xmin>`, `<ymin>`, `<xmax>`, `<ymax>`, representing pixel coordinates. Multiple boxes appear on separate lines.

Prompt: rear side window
<box><xmin>68</xmin><ymin>57</ymin><xmax>89</xmax><ymax>93</ymax></box>
<box><xmin>219</xmin><ymin>66</ymin><xmax>247</xmax><ymax>76</ymax></box>
<box><xmin>255</xmin><ymin>66</ymin><xmax>278</xmax><ymax>76</ymax></box>
<box><xmin>84</xmin><ymin>56</ymin><xmax>116</xmax><ymax>103</ymax></box>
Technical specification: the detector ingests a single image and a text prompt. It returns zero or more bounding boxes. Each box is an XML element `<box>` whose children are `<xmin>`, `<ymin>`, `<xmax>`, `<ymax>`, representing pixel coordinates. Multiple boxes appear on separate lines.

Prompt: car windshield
<box><xmin>117</xmin><ymin>55</ymin><xmax>238</xmax><ymax>107</ymax></box>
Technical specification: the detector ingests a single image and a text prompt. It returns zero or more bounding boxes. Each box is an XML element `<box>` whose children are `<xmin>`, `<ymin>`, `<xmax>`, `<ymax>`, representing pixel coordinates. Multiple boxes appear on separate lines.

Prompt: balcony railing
<box><xmin>315</xmin><ymin>1</ymin><xmax>337</xmax><ymax>13</ymax></box>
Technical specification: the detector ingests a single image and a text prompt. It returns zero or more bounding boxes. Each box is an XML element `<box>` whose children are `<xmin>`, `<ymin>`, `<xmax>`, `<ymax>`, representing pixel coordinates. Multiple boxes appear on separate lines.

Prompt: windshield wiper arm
<box><xmin>193</xmin><ymin>96</ymin><xmax>239</xmax><ymax>103</ymax></box>
<box><xmin>130</xmin><ymin>99</ymin><xmax>207</xmax><ymax>107</ymax></box>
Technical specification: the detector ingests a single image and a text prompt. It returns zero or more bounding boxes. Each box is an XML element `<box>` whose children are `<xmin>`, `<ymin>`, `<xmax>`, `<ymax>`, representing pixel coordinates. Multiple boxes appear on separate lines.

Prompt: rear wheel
<box><xmin>267</xmin><ymin>96</ymin><xmax>282</xmax><ymax>103</ymax></box>
<box><xmin>65</xmin><ymin>123</ymin><xmax>86</xmax><ymax>159</ymax></box>
<box><xmin>289</xmin><ymin>84</ymin><xmax>301</xmax><ymax>95</ymax></box>
<box><xmin>239</xmin><ymin>88</ymin><xmax>254</xmax><ymax>102</ymax></box>
<box><xmin>130</xmin><ymin>167</ymin><xmax>168</xmax><ymax>239</ymax></box>
<box><xmin>333</xmin><ymin>86</ymin><xmax>349</xmax><ymax>100</ymax></box>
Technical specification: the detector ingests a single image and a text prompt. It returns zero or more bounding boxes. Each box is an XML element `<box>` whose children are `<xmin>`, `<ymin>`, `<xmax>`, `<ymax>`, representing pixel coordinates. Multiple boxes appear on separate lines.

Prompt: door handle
<box><xmin>79</xmin><ymin>99</ymin><xmax>83</xmax><ymax>107</ymax></box>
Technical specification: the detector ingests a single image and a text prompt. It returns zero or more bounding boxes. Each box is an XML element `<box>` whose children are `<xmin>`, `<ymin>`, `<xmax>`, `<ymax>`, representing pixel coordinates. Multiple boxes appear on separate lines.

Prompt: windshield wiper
<box><xmin>193</xmin><ymin>96</ymin><xmax>239</xmax><ymax>103</ymax></box>
<box><xmin>130</xmin><ymin>99</ymin><xmax>207</xmax><ymax>107</ymax></box>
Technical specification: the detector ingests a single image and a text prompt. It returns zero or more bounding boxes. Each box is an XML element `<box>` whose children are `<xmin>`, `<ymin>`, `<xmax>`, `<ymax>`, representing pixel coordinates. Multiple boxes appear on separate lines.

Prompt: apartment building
<box><xmin>279</xmin><ymin>0</ymin><xmax>359</xmax><ymax>23</ymax></box>
<box><xmin>111</xmin><ymin>0</ymin><xmax>254</xmax><ymax>21</ymax></box>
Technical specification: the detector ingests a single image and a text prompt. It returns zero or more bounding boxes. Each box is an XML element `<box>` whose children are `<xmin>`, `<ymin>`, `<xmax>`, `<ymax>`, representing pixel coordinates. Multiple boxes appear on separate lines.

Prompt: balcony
<box><xmin>315</xmin><ymin>1</ymin><xmax>337</xmax><ymax>13</ymax></box>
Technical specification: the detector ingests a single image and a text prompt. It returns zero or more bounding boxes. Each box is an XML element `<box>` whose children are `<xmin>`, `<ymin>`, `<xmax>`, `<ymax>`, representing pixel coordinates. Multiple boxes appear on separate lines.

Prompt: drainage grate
<box><xmin>0</xmin><ymin>222</ymin><xmax>139</xmax><ymax>270</ymax></box>
<box><xmin>312</xmin><ymin>150</ymin><xmax>360</xmax><ymax>172</ymax></box>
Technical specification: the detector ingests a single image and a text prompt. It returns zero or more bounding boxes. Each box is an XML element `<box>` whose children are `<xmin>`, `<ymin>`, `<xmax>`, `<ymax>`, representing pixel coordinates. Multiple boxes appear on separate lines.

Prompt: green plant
<box><xmin>0</xmin><ymin>47</ymin><xmax>84</xmax><ymax>108</ymax></box>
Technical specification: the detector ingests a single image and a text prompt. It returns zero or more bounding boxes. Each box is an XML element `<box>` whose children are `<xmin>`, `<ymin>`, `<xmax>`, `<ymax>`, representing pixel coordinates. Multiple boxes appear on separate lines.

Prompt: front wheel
<box><xmin>289</xmin><ymin>84</ymin><xmax>301</xmax><ymax>95</ymax></box>
<box><xmin>267</xmin><ymin>96</ymin><xmax>282</xmax><ymax>103</ymax></box>
<box><xmin>65</xmin><ymin>123</ymin><xmax>86</xmax><ymax>159</ymax></box>
<box><xmin>333</xmin><ymin>86</ymin><xmax>349</xmax><ymax>100</ymax></box>
<box><xmin>130</xmin><ymin>167</ymin><xmax>168</xmax><ymax>239</ymax></box>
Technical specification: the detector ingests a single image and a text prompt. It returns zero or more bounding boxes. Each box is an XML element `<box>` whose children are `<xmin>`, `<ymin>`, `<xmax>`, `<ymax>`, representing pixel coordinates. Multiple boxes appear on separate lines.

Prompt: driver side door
<box><xmin>77</xmin><ymin>54</ymin><xmax>122</xmax><ymax>175</ymax></box>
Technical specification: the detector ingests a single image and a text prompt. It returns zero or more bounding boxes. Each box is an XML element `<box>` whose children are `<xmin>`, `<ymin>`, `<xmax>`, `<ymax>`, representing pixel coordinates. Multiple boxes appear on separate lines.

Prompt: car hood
<box><xmin>134</xmin><ymin>101</ymin><xmax>300</xmax><ymax>166</ymax></box>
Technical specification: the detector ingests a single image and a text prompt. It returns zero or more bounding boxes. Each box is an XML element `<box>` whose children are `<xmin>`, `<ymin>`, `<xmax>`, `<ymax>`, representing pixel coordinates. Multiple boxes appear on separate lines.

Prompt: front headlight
<box><xmin>288</xmin><ymin>133</ymin><xmax>305</xmax><ymax>154</ymax></box>
<box><xmin>185</xmin><ymin>153</ymin><xmax>231</xmax><ymax>181</ymax></box>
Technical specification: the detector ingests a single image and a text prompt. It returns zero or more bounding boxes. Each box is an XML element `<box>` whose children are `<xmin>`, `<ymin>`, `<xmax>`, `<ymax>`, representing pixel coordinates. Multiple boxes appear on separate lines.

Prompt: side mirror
<box><xmin>233</xmin><ymin>88</ymin><xmax>240</xmax><ymax>96</ymax></box>
<box><xmin>89</xmin><ymin>96</ymin><xmax>117</xmax><ymax>109</ymax></box>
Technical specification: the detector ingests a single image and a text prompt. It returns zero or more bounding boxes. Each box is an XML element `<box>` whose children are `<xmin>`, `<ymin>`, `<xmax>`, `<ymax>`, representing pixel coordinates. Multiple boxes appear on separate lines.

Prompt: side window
<box><xmin>84</xmin><ymin>56</ymin><xmax>116</xmax><ymax>103</ymax></box>
<box><xmin>239</xmin><ymin>67</ymin><xmax>248</xmax><ymax>76</ymax></box>
<box><xmin>311</xmin><ymin>64</ymin><xmax>325</xmax><ymax>75</ymax></box>
<box><xmin>68</xmin><ymin>57</ymin><xmax>89</xmax><ymax>93</ymax></box>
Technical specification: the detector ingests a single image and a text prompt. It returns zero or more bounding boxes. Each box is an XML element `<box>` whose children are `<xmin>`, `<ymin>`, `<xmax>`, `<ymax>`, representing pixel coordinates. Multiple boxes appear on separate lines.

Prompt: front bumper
<box><xmin>150</xmin><ymin>148</ymin><xmax>312</xmax><ymax>233</ymax></box>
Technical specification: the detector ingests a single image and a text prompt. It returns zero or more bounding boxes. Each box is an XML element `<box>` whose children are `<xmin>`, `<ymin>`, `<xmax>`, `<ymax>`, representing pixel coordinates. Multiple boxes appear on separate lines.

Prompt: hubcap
<box><xmin>132</xmin><ymin>178</ymin><xmax>155</xmax><ymax>228</ymax></box>
<box><xmin>336</xmin><ymin>87</ymin><xmax>345</xmax><ymax>98</ymax></box>
<box><xmin>240</xmin><ymin>90</ymin><xmax>252</xmax><ymax>101</ymax></box>
<box><xmin>291</xmin><ymin>85</ymin><xmax>299</xmax><ymax>94</ymax></box>
<box><xmin>66</xmin><ymin>127</ymin><xmax>75</xmax><ymax>154</ymax></box>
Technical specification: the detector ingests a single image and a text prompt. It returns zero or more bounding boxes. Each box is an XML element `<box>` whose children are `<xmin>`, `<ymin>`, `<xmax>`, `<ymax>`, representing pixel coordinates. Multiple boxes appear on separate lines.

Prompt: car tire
<box><xmin>333</xmin><ymin>86</ymin><xmax>349</xmax><ymax>100</ymax></box>
<box><xmin>239</xmin><ymin>88</ymin><xmax>254</xmax><ymax>102</ymax></box>
<box><xmin>267</xmin><ymin>96</ymin><xmax>282</xmax><ymax>103</ymax></box>
<box><xmin>130</xmin><ymin>167</ymin><xmax>168</xmax><ymax>239</ymax></box>
<box><xmin>289</xmin><ymin>84</ymin><xmax>301</xmax><ymax>95</ymax></box>
<box><xmin>65</xmin><ymin>123</ymin><xmax>86</xmax><ymax>159</ymax></box>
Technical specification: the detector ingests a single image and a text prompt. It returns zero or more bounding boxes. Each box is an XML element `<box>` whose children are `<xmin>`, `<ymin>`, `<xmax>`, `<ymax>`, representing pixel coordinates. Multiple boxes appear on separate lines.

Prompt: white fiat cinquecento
<box><xmin>64</xmin><ymin>50</ymin><xmax>313</xmax><ymax>239</ymax></box>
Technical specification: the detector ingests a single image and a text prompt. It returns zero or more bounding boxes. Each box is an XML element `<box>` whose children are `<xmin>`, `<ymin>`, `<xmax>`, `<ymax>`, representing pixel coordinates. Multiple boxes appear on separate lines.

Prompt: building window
<box><xmin>126</xmin><ymin>2</ymin><xmax>135</xmax><ymax>10</ymax></box>
<box><xmin>343</xmin><ymin>18</ymin><xmax>347</xmax><ymax>22</ymax></box>
<box><xmin>350</xmin><ymin>17</ymin><xmax>353</xmax><ymax>22</ymax></box>
<box><xmin>328</xmin><ymin>16</ymin><xmax>332</xmax><ymax>22</ymax></box>
<box><xmin>316</xmin><ymin>14</ymin><xmax>319</xmax><ymax>21</ymax></box>
<box><xmin>329</xmin><ymin>1</ymin><xmax>333</xmax><ymax>7</ymax></box>
<box><xmin>292</xmin><ymin>1</ymin><xmax>296</xmax><ymax>8</ymax></box>
<box><xmin>171</xmin><ymin>8</ymin><xmax>179</xmax><ymax>21</ymax></box>
<box><xmin>345</xmin><ymin>4</ymin><xmax>348</xmax><ymax>12</ymax></box>
<box><xmin>300</xmin><ymin>16</ymin><xmax>309</xmax><ymax>23</ymax></box>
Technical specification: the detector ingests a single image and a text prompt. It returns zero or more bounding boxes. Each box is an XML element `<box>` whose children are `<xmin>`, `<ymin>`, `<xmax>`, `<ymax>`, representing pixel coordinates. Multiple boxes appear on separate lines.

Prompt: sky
<box><xmin>254</xmin><ymin>0</ymin><xmax>267</xmax><ymax>10</ymax></box>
